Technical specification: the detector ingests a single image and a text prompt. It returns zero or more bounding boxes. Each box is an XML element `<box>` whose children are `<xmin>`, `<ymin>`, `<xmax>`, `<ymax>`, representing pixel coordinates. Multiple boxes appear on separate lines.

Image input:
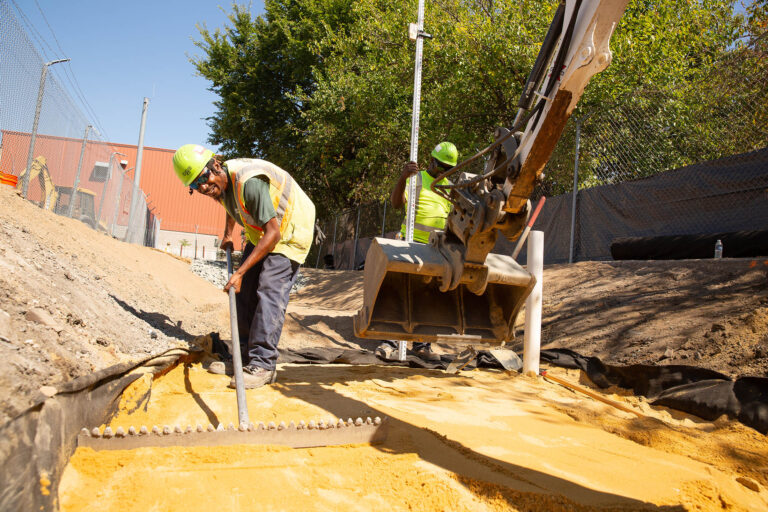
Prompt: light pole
<box><xmin>96</xmin><ymin>151</ymin><xmax>126</xmax><ymax>228</ymax></box>
<box><xmin>126</xmin><ymin>97</ymin><xmax>149</xmax><ymax>243</ymax></box>
<box><xmin>22</xmin><ymin>58</ymin><xmax>70</xmax><ymax>198</ymax></box>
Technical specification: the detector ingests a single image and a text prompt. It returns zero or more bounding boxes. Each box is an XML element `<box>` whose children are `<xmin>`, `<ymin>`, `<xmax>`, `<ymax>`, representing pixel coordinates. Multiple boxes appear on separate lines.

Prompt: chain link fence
<box><xmin>0</xmin><ymin>0</ymin><xmax>157</xmax><ymax>245</ymax></box>
<box><xmin>308</xmin><ymin>201</ymin><xmax>403</xmax><ymax>270</ymax></box>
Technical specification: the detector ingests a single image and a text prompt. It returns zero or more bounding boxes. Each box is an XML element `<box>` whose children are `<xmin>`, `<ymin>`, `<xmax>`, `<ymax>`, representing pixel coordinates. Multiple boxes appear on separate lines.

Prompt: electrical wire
<box><xmin>13</xmin><ymin>0</ymin><xmax>111</xmax><ymax>141</ymax></box>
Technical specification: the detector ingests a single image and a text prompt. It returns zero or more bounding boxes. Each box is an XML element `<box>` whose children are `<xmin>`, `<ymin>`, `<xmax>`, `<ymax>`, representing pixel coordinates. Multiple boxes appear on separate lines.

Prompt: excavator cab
<box><xmin>54</xmin><ymin>186</ymin><xmax>99</xmax><ymax>229</ymax></box>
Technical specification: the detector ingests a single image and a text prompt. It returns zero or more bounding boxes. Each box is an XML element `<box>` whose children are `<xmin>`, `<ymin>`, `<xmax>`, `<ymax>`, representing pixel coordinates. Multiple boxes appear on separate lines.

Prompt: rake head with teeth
<box><xmin>78</xmin><ymin>417</ymin><xmax>387</xmax><ymax>450</ymax></box>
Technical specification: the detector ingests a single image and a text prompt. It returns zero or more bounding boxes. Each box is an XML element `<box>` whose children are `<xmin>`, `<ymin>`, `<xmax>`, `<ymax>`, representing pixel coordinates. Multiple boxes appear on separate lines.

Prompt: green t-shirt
<box><xmin>221</xmin><ymin>172</ymin><xmax>276</xmax><ymax>228</ymax></box>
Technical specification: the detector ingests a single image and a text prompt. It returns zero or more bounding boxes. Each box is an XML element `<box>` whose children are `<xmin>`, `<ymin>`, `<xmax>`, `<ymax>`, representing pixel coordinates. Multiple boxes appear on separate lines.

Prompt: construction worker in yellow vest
<box><xmin>375</xmin><ymin>141</ymin><xmax>458</xmax><ymax>363</ymax></box>
<box><xmin>172</xmin><ymin>144</ymin><xmax>316</xmax><ymax>389</ymax></box>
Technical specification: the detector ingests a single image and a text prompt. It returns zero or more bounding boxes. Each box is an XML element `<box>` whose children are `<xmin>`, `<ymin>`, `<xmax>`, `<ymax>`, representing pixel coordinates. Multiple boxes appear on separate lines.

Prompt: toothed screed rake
<box><xmin>78</xmin><ymin>417</ymin><xmax>388</xmax><ymax>450</ymax></box>
<box><xmin>77</xmin><ymin>248</ymin><xmax>387</xmax><ymax>450</ymax></box>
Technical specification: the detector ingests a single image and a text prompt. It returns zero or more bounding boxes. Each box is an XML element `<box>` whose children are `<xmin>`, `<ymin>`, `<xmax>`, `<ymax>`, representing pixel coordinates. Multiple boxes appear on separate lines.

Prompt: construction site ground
<box><xmin>1</xmin><ymin>184</ymin><xmax>767</xmax><ymax>511</ymax></box>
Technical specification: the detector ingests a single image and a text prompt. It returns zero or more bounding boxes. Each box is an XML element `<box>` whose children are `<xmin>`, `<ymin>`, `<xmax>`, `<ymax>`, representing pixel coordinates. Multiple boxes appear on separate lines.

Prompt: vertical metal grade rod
<box><xmin>352</xmin><ymin>206</ymin><xmax>362</xmax><ymax>270</ymax></box>
<box><xmin>400</xmin><ymin>0</ymin><xmax>426</xmax><ymax>363</ymax></box>
<box><xmin>22</xmin><ymin>58</ymin><xmax>70</xmax><ymax>198</ymax></box>
<box><xmin>126</xmin><ymin>97</ymin><xmax>149</xmax><ymax>243</ymax></box>
<box><xmin>569</xmin><ymin>119</ymin><xmax>581</xmax><ymax>264</ymax></box>
<box><xmin>523</xmin><ymin>230</ymin><xmax>544</xmax><ymax>376</ymax></box>
<box><xmin>405</xmin><ymin>0</ymin><xmax>426</xmax><ymax>245</ymax></box>
<box><xmin>67</xmin><ymin>124</ymin><xmax>92</xmax><ymax>218</ymax></box>
<box><xmin>226</xmin><ymin>248</ymin><xmax>250</xmax><ymax>427</ymax></box>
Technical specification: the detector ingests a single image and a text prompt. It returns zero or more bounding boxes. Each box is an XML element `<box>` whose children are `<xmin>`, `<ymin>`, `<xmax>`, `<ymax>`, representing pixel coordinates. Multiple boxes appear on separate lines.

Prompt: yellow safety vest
<box><xmin>400</xmin><ymin>170</ymin><xmax>452</xmax><ymax>243</ymax></box>
<box><xmin>223</xmin><ymin>158</ymin><xmax>316</xmax><ymax>264</ymax></box>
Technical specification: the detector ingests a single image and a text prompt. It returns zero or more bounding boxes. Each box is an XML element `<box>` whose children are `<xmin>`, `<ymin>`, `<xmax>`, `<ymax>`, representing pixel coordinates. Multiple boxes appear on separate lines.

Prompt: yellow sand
<box><xmin>59</xmin><ymin>362</ymin><xmax>768</xmax><ymax>511</ymax></box>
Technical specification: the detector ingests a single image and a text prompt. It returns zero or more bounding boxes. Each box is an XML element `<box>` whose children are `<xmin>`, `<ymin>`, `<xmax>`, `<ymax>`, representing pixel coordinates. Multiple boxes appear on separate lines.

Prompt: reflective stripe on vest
<box><xmin>224</xmin><ymin>158</ymin><xmax>316</xmax><ymax>264</ymax></box>
<box><xmin>400</xmin><ymin>170</ymin><xmax>451</xmax><ymax>243</ymax></box>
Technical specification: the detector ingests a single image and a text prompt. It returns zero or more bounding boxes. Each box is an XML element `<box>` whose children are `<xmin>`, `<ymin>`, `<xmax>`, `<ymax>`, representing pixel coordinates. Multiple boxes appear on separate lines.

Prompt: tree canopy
<box><xmin>192</xmin><ymin>0</ymin><xmax>761</xmax><ymax>212</ymax></box>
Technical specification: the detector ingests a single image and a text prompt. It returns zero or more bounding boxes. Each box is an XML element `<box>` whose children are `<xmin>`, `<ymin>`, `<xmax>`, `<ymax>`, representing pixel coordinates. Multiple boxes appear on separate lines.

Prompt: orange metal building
<box><xmin>0</xmin><ymin>130</ymin><xmax>242</xmax><ymax>255</ymax></box>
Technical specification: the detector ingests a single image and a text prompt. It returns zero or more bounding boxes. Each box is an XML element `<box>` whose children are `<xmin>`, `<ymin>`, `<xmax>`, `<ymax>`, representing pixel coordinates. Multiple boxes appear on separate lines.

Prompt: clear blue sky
<box><xmin>10</xmin><ymin>0</ymin><xmax>265</xmax><ymax>152</ymax></box>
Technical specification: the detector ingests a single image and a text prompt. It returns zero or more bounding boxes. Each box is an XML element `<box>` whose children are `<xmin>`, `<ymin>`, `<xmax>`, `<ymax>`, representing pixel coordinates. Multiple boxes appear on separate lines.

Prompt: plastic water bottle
<box><xmin>714</xmin><ymin>239</ymin><xmax>723</xmax><ymax>259</ymax></box>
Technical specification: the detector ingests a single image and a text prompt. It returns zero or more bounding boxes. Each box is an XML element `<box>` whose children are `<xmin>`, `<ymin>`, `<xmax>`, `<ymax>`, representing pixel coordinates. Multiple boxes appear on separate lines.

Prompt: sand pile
<box><xmin>59</xmin><ymin>360</ymin><xmax>768</xmax><ymax>511</ymax></box>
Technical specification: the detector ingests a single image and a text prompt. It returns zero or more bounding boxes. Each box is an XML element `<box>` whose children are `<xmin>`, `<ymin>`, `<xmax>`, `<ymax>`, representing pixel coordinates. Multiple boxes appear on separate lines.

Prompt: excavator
<box><xmin>16</xmin><ymin>155</ymin><xmax>104</xmax><ymax>230</ymax></box>
<box><xmin>355</xmin><ymin>0</ymin><xmax>631</xmax><ymax>345</ymax></box>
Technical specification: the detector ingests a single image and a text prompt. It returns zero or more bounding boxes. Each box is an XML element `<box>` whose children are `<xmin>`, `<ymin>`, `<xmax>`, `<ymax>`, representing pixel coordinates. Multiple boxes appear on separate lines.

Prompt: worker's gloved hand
<box><xmin>220</xmin><ymin>237</ymin><xmax>234</xmax><ymax>252</ymax></box>
<box><xmin>401</xmin><ymin>161</ymin><xmax>419</xmax><ymax>179</ymax></box>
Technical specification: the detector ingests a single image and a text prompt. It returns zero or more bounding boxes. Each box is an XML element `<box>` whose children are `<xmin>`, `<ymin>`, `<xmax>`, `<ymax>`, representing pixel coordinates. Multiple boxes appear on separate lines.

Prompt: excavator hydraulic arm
<box><xmin>355</xmin><ymin>0</ymin><xmax>630</xmax><ymax>345</ymax></box>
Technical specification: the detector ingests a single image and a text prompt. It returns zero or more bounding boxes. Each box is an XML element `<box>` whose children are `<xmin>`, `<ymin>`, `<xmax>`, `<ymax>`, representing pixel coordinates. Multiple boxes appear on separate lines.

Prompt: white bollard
<box><xmin>523</xmin><ymin>230</ymin><xmax>544</xmax><ymax>376</ymax></box>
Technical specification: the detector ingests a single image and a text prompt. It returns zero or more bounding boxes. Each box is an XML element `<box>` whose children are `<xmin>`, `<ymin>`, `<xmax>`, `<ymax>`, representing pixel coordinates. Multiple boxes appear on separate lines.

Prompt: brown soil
<box><xmin>1</xmin><ymin>184</ymin><xmax>767</xmax><ymax>511</ymax></box>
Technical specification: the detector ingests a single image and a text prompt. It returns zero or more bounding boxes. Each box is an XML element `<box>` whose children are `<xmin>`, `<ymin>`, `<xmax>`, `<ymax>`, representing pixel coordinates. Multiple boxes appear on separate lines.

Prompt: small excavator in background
<box><xmin>355</xmin><ymin>0</ymin><xmax>631</xmax><ymax>345</ymax></box>
<box><xmin>16</xmin><ymin>155</ymin><xmax>103</xmax><ymax>230</ymax></box>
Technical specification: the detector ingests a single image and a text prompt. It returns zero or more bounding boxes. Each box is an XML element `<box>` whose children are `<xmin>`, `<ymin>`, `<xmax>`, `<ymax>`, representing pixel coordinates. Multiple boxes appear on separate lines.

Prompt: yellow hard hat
<box><xmin>172</xmin><ymin>144</ymin><xmax>214</xmax><ymax>186</ymax></box>
<box><xmin>430</xmin><ymin>142</ymin><xmax>458</xmax><ymax>167</ymax></box>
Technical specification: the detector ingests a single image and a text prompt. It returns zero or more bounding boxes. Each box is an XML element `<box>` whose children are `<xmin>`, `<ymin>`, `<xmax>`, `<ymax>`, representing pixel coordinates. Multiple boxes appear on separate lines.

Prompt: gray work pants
<box><xmin>236</xmin><ymin>244</ymin><xmax>299</xmax><ymax>370</ymax></box>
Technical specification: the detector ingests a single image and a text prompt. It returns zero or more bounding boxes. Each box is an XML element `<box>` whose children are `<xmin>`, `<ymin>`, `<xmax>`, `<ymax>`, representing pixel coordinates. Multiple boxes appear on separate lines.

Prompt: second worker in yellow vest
<box><xmin>377</xmin><ymin>141</ymin><xmax>458</xmax><ymax>362</ymax></box>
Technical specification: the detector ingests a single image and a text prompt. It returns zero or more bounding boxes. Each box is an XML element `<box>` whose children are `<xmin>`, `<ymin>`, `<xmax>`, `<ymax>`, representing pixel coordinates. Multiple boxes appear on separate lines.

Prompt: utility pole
<box><xmin>126</xmin><ymin>98</ymin><xmax>149</xmax><ymax>243</ymax></box>
<box><xmin>22</xmin><ymin>58</ymin><xmax>70</xmax><ymax>198</ymax></box>
<box><xmin>67</xmin><ymin>124</ymin><xmax>92</xmax><ymax>218</ymax></box>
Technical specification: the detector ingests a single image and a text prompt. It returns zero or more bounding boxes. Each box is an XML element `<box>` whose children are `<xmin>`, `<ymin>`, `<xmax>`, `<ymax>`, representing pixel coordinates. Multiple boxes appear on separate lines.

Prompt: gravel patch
<box><xmin>190</xmin><ymin>259</ymin><xmax>309</xmax><ymax>293</ymax></box>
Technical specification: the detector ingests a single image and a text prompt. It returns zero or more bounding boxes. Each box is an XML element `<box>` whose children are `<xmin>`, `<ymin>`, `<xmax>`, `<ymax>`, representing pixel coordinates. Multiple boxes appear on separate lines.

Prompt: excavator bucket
<box><xmin>354</xmin><ymin>238</ymin><xmax>535</xmax><ymax>344</ymax></box>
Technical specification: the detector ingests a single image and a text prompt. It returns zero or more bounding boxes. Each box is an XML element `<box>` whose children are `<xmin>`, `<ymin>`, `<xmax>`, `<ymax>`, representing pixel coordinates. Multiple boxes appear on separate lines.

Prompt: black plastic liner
<box><xmin>0</xmin><ymin>348</ymin><xmax>191</xmax><ymax>512</ymax></box>
<box><xmin>540</xmin><ymin>348</ymin><xmax>768</xmax><ymax>434</ymax></box>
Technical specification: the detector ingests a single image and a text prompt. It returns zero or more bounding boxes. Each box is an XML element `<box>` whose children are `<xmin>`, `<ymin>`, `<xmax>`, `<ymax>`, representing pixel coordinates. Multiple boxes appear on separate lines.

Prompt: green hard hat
<box><xmin>173</xmin><ymin>144</ymin><xmax>214</xmax><ymax>186</ymax></box>
<box><xmin>430</xmin><ymin>141</ymin><xmax>458</xmax><ymax>167</ymax></box>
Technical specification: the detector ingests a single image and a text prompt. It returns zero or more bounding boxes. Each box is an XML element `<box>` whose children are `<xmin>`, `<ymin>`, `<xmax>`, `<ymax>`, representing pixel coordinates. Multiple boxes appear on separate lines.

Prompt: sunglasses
<box><xmin>190</xmin><ymin>168</ymin><xmax>212</xmax><ymax>191</ymax></box>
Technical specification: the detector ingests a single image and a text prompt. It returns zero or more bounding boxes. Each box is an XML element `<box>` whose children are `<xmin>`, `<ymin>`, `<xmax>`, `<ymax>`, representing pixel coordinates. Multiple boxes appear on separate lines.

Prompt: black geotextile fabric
<box><xmin>541</xmin><ymin>348</ymin><xmax>768</xmax><ymax>434</ymax></box>
<box><xmin>276</xmin><ymin>347</ymin><xmax>768</xmax><ymax>434</ymax></box>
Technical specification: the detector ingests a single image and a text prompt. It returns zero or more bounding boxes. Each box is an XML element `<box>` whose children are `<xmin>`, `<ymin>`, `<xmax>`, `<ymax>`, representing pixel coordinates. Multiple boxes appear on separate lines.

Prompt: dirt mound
<box><xmin>535</xmin><ymin>260</ymin><xmax>768</xmax><ymax>378</ymax></box>
<box><xmin>0</xmin><ymin>185</ymin><xmax>228</xmax><ymax>425</ymax></box>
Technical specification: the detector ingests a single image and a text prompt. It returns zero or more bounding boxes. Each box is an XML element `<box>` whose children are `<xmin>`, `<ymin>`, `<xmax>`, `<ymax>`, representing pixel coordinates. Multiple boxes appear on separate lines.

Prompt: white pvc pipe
<box><xmin>523</xmin><ymin>230</ymin><xmax>544</xmax><ymax>376</ymax></box>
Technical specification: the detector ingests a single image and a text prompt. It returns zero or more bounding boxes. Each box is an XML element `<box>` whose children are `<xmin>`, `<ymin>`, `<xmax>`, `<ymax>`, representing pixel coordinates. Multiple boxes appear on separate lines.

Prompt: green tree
<box><xmin>193</xmin><ymin>0</ymin><xmax>750</xmax><ymax>211</ymax></box>
<box><xmin>192</xmin><ymin>1</ymin><xmax>356</xmax><ymax>164</ymax></box>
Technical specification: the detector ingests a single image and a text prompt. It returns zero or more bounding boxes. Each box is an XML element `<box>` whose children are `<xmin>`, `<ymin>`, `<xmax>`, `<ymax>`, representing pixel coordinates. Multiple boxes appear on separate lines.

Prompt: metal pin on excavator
<box><xmin>356</xmin><ymin>0</ymin><xmax>630</xmax><ymax>345</ymax></box>
<box><xmin>79</xmin><ymin>0</ymin><xmax>630</xmax><ymax>450</ymax></box>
